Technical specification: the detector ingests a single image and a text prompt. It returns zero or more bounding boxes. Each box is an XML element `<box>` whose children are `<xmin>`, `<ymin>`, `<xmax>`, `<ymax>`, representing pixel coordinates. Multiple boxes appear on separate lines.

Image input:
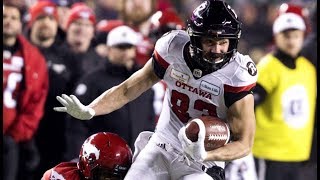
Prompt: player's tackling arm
<box><xmin>205</xmin><ymin>94</ymin><xmax>256</xmax><ymax>161</ymax></box>
<box><xmin>54</xmin><ymin>59</ymin><xmax>160</xmax><ymax>120</ymax></box>
<box><xmin>89</xmin><ymin>59</ymin><xmax>160</xmax><ymax>116</ymax></box>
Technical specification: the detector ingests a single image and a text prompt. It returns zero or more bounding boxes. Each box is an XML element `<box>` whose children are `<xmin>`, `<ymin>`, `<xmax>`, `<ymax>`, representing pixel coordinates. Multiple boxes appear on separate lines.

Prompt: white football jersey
<box><xmin>152</xmin><ymin>30</ymin><xmax>257</xmax><ymax>167</ymax></box>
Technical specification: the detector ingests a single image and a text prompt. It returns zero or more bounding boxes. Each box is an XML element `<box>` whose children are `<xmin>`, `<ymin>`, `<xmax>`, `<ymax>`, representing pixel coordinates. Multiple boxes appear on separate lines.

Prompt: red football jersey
<box><xmin>42</xmin><ymin>162</ymin><xmax>82</xmax><ymax>180</ymax></box>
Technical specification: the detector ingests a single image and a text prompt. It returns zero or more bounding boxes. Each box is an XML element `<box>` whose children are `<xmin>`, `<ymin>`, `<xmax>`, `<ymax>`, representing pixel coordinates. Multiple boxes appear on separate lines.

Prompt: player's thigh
<box><xmin>180</xmin><ymin>172</ymin><xmax>213</xmax><ymax>180</ymax></box>
<box><xmin>124</xmin><ymin>142</ymin><xmax>169</xmax><ymax>180</ymax></box>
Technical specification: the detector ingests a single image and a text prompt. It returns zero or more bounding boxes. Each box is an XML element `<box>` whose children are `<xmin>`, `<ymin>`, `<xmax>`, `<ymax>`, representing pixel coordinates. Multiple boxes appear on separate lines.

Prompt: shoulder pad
<box><xmin>154</xmin><ymin>30</ymin><xmax>189</xmax><ymax>64</ymax></box>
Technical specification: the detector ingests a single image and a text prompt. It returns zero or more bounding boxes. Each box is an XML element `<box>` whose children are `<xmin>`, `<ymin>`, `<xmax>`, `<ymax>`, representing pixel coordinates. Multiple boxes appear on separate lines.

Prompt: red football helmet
<box><xmin>77</xmin><ymin>132</ymin><xmax>133</xmax><ymax>179</ymax></box>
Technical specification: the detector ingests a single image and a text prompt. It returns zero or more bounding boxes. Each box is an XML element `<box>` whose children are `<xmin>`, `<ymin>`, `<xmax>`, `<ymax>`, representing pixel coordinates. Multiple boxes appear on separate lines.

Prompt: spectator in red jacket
<box><xmin>3</xmin><ymin>3</ymin><xmax>49</xmax><ymax>180</ymax></box>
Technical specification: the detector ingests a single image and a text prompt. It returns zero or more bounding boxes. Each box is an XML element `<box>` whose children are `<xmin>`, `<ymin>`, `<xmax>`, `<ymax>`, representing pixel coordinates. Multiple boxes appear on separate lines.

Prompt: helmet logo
<box><xmin>50</xmin><ymin>169</ymin><xmax>66</xmax><ymax>180</ymax></box>
<box><xmin>222</xmin><ymin>19</ymin><xmax>231</xmax><ymax>25</ymax></box>
<box><xmin>192</xmin><ymin>1</ymin><xmax>209</xmax><ymax>26</ymax></box>
<box><xmin>82</xmin><ymin>142</ymin><xmax>100</xmax><ymax>163</ymax></box>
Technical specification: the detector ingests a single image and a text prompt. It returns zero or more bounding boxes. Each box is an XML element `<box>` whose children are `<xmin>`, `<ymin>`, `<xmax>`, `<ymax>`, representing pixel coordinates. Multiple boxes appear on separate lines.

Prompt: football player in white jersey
<box><xmin>54</xmin><ymin>0</ymin><xmax>258</xmax><ymax>179</ymax></box>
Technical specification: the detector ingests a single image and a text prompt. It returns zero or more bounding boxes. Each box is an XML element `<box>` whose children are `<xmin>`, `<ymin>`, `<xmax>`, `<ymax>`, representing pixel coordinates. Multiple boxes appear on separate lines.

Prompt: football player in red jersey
<box><xmin>54</xmin><ymin>0</ymin><xmax>257</xmax><ymax>179</ymax></box>
<box><xmin>42</xmin><ymin>132</ymin><xmax>132</xmax><ymax>180</ymax></box>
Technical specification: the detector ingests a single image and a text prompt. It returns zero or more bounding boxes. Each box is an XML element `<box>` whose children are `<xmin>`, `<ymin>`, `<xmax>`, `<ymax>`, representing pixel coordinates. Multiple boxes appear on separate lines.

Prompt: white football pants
<box><xmin>124</xmin><ymin>131</ymin><xmax>213</xmax><ymax>180</ymax></box>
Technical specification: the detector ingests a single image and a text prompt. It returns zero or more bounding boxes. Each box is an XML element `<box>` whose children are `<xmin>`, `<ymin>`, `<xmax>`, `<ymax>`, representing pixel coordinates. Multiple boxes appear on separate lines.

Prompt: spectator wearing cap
<box><xmin>252</xmin><ymin>12</ymin><xmax>317</xmax><ymax>180</ymax></box>
<box><xmin>277</xmin><ymin>3</ymin><xmax>312</xmax><ymax>36</ymax></box>
<box><xmin>65</xmin><ymin>3</ymin><xmax>96</xmax><ymax>53</ymax></box>
<box><xmin>62</xmin><ymin>2</ymin><xmax>105</xmax><ymax>75</ymax></box>
<box><xmin>63</xmin><ymin>25</ymin><xmax>155</xmax><ymax>161</ymax></box>
<box><xmin>44</xmin><ymin>0</ymin><xmax>82</xmax><ymax>30</ymax></box>
<box><xmin>28</xmin><ymin>1</ymin><xmax>59</xmax><ymax>47</ymax></box>
<box><xmin>37</xmin><ymin>0</ymin><xmax>83</xmax><ymax>40</ymax></box>
<box><xmin>26</xmin><ymin>1</ymin><xmax>82</xmax><ymax>179</ymax></box>
<box><xmin>148</xmin><ymin>8</ymin><xmax>184</xmax><ymax>44</ymax></box>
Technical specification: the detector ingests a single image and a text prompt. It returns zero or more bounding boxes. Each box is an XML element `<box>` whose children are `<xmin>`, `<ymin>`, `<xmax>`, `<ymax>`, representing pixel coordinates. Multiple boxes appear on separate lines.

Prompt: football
<box><xmin>185</xmin><ymin>116</ymin><xmax>230</xmax><ymax>151</ymax></box>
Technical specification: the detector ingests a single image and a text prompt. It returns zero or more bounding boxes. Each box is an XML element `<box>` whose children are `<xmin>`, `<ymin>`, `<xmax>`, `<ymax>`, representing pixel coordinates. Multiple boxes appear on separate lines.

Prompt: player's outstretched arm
<box><xmin>205</xmin><ymin>94</ymin><xmax>256</xmax><ymax>161</ymax></box>
<box><xmin>54</xmin><ymin>59</ymin><xmax>160</xmax><ymax>120</ymax></box>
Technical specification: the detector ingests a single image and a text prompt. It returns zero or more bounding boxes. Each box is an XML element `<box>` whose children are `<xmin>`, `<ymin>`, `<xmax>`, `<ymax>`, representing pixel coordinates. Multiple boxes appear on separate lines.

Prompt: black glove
<box><xmin>206</xmin><ymin>166</ymin><xmax>225</xmax><ymax>180</ymax></box>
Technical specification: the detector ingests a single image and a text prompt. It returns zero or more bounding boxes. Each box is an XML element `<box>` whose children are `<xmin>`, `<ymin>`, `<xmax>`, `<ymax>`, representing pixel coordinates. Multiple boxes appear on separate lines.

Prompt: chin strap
<box><xmin>187</xmin><ymin>45</ymin><xmax>235</xmax><ymax>77</ymax></box>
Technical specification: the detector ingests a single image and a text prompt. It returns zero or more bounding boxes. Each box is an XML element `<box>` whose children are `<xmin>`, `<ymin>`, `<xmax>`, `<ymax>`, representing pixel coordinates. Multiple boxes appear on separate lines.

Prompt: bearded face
<box><xmin>31</xmin><ymin>15</ymin><xmax>58</xmax><ymax>42</ymax></box>
<box><xmin>122</xmin><ymin>0</ymin><xmax>154</xmax><ymax>25</ymax></box>
<box><xmin>3</xmin><ymin>6</ymin><xmax>22</xmax><ymax>39</ymax></box>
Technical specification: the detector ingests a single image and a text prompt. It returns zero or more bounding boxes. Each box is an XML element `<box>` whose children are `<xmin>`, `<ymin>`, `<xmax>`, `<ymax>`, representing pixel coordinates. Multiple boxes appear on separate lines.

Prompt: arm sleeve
<box><xmin>224</xmin><ymin>83</ymin><xmax>256</xmax><ymax>108</ymax></box>
<box><xmin>152</xmin><ymin>55</ymin><xmax>166</xmax><ymax>79</ymax></box>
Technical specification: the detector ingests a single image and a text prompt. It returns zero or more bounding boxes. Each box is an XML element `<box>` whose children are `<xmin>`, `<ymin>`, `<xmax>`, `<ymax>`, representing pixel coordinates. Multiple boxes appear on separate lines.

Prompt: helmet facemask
<box><xmin>91</xmin><ymin>166</ymin><xmax>128</xmax><ymax>180</ymax></box>
<box><xmin>187</xmin><ymin>0</ymin><xmax>241</xmax><ymax>75</ymax></box>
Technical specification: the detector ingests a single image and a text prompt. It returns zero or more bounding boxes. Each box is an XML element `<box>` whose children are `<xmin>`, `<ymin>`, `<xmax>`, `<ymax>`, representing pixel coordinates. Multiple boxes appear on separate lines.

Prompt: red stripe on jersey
<box><xmin>154</xmin><ymin>50</ymin><xmax>169</xmax><ymax>69</ymax></box>
<box><xmin>224</xmin><ymin>83</ymin><xmax>256</xmax><ymax>93</ymax></box>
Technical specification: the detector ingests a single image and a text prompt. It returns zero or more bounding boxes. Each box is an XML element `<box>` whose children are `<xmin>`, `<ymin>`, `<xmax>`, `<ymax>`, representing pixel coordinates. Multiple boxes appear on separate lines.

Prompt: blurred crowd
<box><xmin>3</xmin><ymin>0</ymin><xmax>317</xmax><ymax>179</ymax></box>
